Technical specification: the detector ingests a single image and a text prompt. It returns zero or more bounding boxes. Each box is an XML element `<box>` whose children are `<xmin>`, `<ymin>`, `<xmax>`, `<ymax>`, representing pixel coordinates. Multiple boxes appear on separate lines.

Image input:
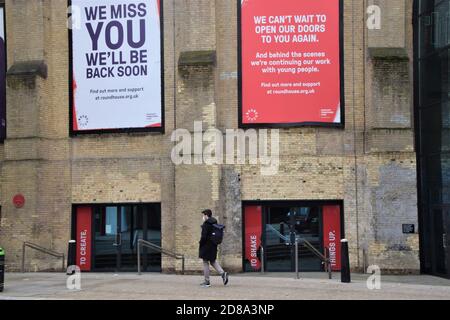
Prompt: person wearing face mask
<box><xmin>199</xmin><ymin>209</ymin><xmax>229</xmax><ymax>287</ymax></box>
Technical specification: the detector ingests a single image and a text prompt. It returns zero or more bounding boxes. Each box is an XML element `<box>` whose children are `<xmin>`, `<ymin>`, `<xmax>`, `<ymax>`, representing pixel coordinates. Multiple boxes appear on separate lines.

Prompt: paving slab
<box><xmin>0</xmin><ymin>272</ymin><xmax>449</xmax><ymax>300</ymax></box>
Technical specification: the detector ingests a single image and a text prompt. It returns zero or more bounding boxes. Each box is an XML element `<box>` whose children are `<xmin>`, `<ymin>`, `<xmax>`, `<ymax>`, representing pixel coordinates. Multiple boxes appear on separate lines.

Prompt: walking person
<box><xmin>199</xmin><ymin>209</ymin><xmax>229</xmax><ymax>287</ymax></box>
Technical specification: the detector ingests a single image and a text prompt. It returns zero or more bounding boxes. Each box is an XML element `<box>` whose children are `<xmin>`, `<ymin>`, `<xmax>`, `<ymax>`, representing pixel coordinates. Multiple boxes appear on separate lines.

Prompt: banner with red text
<box><xmin>76</xmin><ymin>206</ymin><xmax>92</xmax><ymax>271</ymax></box>
<box><xmin>239</xmin><ymin>0</ymin><xmax>342</xmax><ymax>126</ymax></box>
<box><xmin>244</xmin><ymin>206</ymin><xmax>263</xmax><ymax>271</ymax></box>
<box><xmin>322</xmin><ymin>205</ymin><xmax>341</xmax><ymax>271</ymax></box>
<box><xmin>70</xmin><ymin>0</ymin><xmax>163</xmax><ymax>132</ymax></box>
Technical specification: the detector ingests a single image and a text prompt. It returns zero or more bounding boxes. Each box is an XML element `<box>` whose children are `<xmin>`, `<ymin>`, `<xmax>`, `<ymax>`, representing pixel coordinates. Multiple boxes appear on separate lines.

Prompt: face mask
<box><xmin>203</xmin><ymin>215</ymin><xmax>208</xmax><ymax>222</ymax></box>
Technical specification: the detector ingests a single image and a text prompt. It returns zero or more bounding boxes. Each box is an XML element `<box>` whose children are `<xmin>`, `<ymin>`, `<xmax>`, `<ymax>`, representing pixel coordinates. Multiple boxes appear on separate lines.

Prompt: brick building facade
<box><xmin>0</xmin><ymin>0</ymin><xmax>422</xmax><ymax>274</ymax></box>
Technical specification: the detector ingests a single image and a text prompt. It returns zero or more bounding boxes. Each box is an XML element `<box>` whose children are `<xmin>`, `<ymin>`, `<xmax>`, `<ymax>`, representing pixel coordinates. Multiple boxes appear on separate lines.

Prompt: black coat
<box><xmin>199</xmin><ymin>217</ymin><xmax>218</xmax><ymax>262</ymax></box>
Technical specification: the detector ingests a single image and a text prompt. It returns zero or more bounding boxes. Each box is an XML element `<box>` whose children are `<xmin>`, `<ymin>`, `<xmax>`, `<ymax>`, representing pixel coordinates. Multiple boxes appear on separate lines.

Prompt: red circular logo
<box><xmin>13</xmin><ymin>194</ymin><xmax>25</xmax><ymax>208</ymax></box>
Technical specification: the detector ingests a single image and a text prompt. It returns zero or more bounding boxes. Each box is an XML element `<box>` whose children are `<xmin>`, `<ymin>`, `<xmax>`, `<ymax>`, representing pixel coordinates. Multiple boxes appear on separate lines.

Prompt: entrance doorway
<box><xmin>264</xmin><ymin>206</ymin><xmax>322</xmax><ymax>271</ymax></box>
<box><xmin>73</xmin><ymin>203</ymin><xmax>161</xmax><ymax>272</ymax></box>
<box><xmin>430</xmin><ymin>206</ymin><xmax>450</xmax><ymax>277</ymax></box>
<box><xmin>243</xmin><ymin>202</ymin><xmax>343</xmax><ymax>273</ymax></box>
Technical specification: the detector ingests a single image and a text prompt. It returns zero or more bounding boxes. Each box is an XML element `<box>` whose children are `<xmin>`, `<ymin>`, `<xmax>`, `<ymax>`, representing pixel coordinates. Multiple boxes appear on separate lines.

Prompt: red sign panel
<box><xmin>13</xmin><ymin>194</ymin><xmax>25</xmax><ymax>208</ymax></box>
<box><xmin>323</xmin><ymin>205</ymin><xmax>341</xmax><ymax>271</ymax></box>
<box><xmin>244</xmin><ymin>206</ymin><xmax>263</xmax><ymax>271</ymax></box>
<box><xmin>76</xmin><ymin>206</ymin><xmax>92</xmax><ymax>271</ymax></box>
<box><xmin>239</xmin><ymin>0</ymin><xmax>342</xmax><ymax>126</ymax></box>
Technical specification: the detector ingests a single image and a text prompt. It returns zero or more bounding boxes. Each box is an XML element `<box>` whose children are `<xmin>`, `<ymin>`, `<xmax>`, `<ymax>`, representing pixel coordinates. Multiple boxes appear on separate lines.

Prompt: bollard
<box><xmin>67</xmin><ymin>240</ymin><xmax>76</xmax><ymax>275</ymax></box>
<box><xmin>340</xmin><ymin>239</ymin><xmax>351</xmax><ymax>283</ymax></box>
<box><xmin>0</xmin><ymin>247</ymin><xmax>4</xmax><ymax>292</ymax></box>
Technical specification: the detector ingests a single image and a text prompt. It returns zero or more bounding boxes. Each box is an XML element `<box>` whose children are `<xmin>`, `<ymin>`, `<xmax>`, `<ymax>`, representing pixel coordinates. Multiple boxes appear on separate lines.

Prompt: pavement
<box><xmin>0</xmin><ymin>272</ymin><xmax>449</xmax><ymax>300</ymax></box>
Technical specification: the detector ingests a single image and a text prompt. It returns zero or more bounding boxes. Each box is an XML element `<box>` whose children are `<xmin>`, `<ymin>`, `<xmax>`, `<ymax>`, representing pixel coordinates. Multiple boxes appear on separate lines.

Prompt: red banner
<box><xmin>240</xmin><ymin>0</ymin><xmax>342</xmax><ymax>125</ymax></box>
<box><xmin>244</xmin><ymin>206</ymin><xmax>262</xmax><ymax>271</ymax></box>
<box><xmin>322</xmin><ymin>205</ymin><xmax>341</xmax><ymax>271</ymax></box>
<box><xmin>76</xmin><ymin>206</ymin><xmax>92</xmax><ymax>271</ymax></box>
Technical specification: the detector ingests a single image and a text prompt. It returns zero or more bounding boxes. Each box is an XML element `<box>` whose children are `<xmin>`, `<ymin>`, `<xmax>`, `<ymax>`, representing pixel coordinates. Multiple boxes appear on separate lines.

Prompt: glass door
<box><xmin>264</xmin><ymin>206</ymin><xmax>292</xmax><ymax>271</ymax></box>
<box><xmin>264</xmin><ymin>206</ymin><xmax>323</xmax><ymax>272</ymax></box>
<box><xmin>292</xmin><ymin>207</ymin><xmax>322</xmax><ymax>271</ymax></box>
<box><xmin>140</xmin><ymin>204</ymin><xmax>162</xmax><ymax>272</ymax></box>
<box><xmin>432</xmin><ymin>207</ymin><xmax>450</xmax><ymax>277</ymax></box>
<box><xmin>92</xmin><ymin>204</ymin><xmax>162</xmax><ymax>272</ymax></box>
<box><xmin>120</xmin><ymin>204</ymin><xmax>162</xmax><ymax>272</ymax></box>
<box><xmin>118</xmin><ymin>205</ymin><xmax>135</xmax><ymax>270</ymax></box>
<box><xmin>93</xmin><ymin>206</ymin><xmax>120</xmax><ymax>271</ymax></box>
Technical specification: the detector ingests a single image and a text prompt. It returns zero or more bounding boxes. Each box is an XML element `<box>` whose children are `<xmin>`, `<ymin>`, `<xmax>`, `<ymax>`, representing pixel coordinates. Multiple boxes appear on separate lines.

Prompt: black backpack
<box><xmin>209</xmin><ymin>223</ymin><xmax>225</xmax><ymax>245</ymax></box>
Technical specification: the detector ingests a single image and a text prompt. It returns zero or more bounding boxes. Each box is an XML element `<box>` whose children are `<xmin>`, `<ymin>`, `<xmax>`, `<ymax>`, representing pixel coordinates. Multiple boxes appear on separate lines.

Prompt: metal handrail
<box><xmin>300</xmin><ymin>238</ymin><xmax>332</xmax><ymax>279</ymax></box>
<box><xmin>301</xmin><ymin>239</ymin><xmax>325</xmax><ymax>259</ymax></box>
<box><xmin>22</xmin><ymin>242</ymin><xmax>65</xmax><ymax>273</ymax></box>
<box><xmin>324</xmin><ymin>247</ymin><xmax>332</xmax><ymax>279</ymax></box>
<box><xmin>260</xmin><ymin>246</ymin><xmax>265</xmax><ymax>274</ymax></box>
<box><xmin>137</xmin><ymin>239</ymin><xmax>185</xmax><ymax>275</ymax></box>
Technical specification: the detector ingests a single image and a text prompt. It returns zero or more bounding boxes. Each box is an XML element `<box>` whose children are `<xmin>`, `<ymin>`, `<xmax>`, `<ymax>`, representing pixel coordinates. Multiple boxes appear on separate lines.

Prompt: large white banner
<box><xmin>71</xmin><ymin>0</ymin><xmax>162</xmax><ymax>132</ymax></box>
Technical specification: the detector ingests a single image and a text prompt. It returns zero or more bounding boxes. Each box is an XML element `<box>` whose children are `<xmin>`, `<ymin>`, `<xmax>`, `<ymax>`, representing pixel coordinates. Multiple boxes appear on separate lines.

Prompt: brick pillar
<box><xmin>0</xmin><ymin>0</ymin><xmax>71</xmax><ymax>271</ymax></box>
<box><xmin>172</xmin><ymin>0</ymin><xmax>219</xmax><ymax>273</ymax></box>
<box><xmin>362</xmin><ymin>0</ymin><xmax>419</xmax><ymax>272</ymax></box>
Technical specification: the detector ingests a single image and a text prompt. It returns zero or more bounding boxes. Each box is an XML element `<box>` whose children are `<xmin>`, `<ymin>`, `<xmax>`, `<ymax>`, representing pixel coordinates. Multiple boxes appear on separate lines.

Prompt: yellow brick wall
<box><xmin>0</xmin><ymin>0</ymin><xmax>420</xmax><ymax>274</ymax></box>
